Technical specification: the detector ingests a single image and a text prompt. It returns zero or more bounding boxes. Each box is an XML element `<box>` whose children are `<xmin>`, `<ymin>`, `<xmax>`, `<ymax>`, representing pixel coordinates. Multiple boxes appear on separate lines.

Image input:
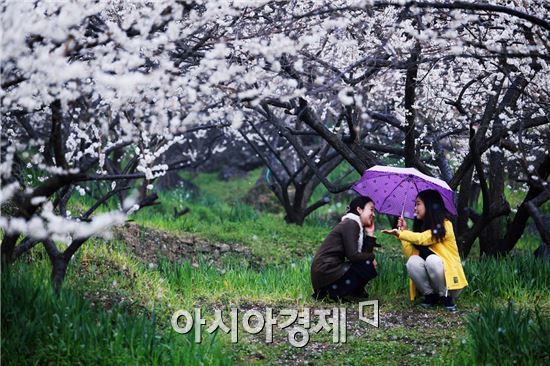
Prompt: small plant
<box><xmin>447</xmin><ymin>301</ymin><xmax>549</xmax><ymax>366</ymax></box>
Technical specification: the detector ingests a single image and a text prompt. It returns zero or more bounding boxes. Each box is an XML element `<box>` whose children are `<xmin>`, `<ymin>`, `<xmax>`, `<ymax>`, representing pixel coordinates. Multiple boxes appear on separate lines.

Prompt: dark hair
<box><xmin>347</xmin><ymin>196</ymin><xmax>374</xmax><ymax>215</ymax></box>
<box><xmin>412</xmin><ymin>189</ymin><xmax>449</xmax><ymax>242</ymax></box>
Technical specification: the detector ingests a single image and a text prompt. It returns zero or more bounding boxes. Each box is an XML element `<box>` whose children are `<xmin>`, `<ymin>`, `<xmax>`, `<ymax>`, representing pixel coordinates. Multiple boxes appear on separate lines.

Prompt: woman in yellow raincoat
<box><xmin>383</xmin><ymin>189</ymin><xmax>468</xmax><ymax>312</ymax></box>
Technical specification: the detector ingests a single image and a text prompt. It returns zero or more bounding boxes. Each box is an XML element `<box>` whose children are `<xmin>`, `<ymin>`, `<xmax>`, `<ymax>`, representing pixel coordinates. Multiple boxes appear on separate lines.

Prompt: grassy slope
<box><xmin>3</xmin><ymin>169</ymin><xmax>549</xmax><ymax>365</ymax></box>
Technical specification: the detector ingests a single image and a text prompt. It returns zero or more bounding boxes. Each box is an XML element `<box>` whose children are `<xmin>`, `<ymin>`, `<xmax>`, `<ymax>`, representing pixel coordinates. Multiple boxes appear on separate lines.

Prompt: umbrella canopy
<box><xmin>352</xmin><ymin>165</ymin><xmax>457</xmax><ymax>219</ymax></box>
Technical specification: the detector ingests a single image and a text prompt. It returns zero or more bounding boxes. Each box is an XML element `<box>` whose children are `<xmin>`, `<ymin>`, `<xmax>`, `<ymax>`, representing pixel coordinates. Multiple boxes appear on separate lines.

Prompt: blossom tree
<box><xmin>225</xmin><ymin>0</ymin><xmax>550</xmax><ymax>256</ymax></box>
<box><xmin>239</xmin><ymin>107</ymin><xmax>356</xmax><ymax>225</ymax></box>
<box><xmin>0</xmin><ymin>0</ymin><xmax>267</xmax><ymax>290</ymax></box>
<box><xmin>1</xmin><ymin>0</ymin><xmax>549</xmax><ymax>294</ymax></box>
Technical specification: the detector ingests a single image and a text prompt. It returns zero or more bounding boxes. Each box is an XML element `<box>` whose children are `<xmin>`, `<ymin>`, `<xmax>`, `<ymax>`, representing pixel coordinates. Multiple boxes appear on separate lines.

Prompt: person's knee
<box><xmin>425</xmin><ymin>254</ymin><xmax>443</xmax><ymax>271</ymax></box>
<box><xmin>406</xmin><ymin>255</ymin><xmax>424</xmax><ymax>273</ymax></box>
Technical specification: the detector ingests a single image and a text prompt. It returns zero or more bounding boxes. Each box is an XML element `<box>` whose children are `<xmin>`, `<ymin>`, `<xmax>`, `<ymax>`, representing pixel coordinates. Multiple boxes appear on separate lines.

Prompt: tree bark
<box><xmin>456</xmin><ymin>166</ymin><xmax>474</xmax><ymax>257</ymax></box>
<box><xmin>497</xmin><ymin>154</ymin><xmax>550</xmax><ymax>254</ymax></box>
<box><xmin>51</xmin><ymin>256</ymin><xmax>69</xmax><ymax>294</ymax></box>
<box><xmin>13</xmin><ymin>237</ymin><xmax>40</xmax><ymax>259</ymax></box>
<box><xmin>1</xmin><ymin>234</ymin><xmax>21</xmax><ymax>264</ymax></box>
<box><xmin>479</xmin><ymin>120</ymin><xmax>506</xmax><ymax>254</ymax></box>
<box><xmin>295</xmin><ymin>98</ymin><xmax>373</xmax><ymax>174</ymax></box>
<box><xmin>404</xmin><ymin>41</ymin><xmax>421</xmax><ymax>168</ymax></box>
<box><xmin>456</xmin><ymin>76</ymin><xmax>503</xmax><ymax>256</ymax></box>
<box><xmin>525</xmin><ymin>191</ymin><xmax>550</xmax><ymax>247</ymax></box>
<box><xmin>479</xmin><ymin>75</ymin><xmax>529</xmax><ymax>255</ymax></box>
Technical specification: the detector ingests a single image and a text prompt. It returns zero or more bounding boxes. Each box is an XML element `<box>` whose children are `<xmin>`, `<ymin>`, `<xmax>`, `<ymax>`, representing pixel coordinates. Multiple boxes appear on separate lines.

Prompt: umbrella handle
<box><xmin>401</xmin><ymin>186</ymin><xmax>410</xmax><ymax>218</ymax></box>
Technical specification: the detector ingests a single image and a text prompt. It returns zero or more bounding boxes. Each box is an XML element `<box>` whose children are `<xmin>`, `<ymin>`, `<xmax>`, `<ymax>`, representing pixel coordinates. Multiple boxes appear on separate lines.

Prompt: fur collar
<box><xmin>341</xmin><ymin>213</ymin><xmax>364</xmax><ymax>251</ymax></box>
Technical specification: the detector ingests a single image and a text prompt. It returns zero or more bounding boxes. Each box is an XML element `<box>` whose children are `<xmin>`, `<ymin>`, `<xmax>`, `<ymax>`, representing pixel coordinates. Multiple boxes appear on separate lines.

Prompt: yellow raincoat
<box><xmin>399</xmin><ymin>219</ymin><xmax>468</xmax><ymax>301</ymax></box>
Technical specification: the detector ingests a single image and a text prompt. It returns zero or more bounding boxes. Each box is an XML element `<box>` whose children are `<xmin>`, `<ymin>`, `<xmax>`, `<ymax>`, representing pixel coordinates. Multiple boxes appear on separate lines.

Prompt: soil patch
<box><xmin>114</xmin><ymin>222</ymin><xmax>258</xmax><ymax>269</ymax></box>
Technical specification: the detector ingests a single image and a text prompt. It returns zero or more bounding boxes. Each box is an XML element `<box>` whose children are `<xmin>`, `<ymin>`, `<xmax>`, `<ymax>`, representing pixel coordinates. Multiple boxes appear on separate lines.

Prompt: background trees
<box><xmin>2</xmin><ymin>0</ymin><xmax>549</xmax><ymax>290</ymax></box>
<box><xmin>224</xmin><ymin>0</ymin><xmax>550</xmax><ymax>256</ymax></box>
<box><xmin>1</xmin><ymin>1</ymin><xmax>240</xmax><ymax>289</ymax></box>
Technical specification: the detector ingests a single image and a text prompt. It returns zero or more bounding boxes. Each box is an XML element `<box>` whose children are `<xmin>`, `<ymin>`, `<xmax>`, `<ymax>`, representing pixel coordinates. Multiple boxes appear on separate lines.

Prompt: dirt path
<box><xmin>115</xmin><ymin>222</ymin><xmax>258</xmax><ymax>268</ymax></box>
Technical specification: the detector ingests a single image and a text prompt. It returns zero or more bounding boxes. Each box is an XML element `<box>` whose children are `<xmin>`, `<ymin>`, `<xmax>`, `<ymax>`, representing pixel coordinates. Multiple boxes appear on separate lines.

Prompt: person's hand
<box><xmin>373</xmin><ymin>259</ymin><xmax>377</xmax><ymax>270</ymax></box>
<box><xmin>397</xmin><ymin>216</ymin><xmax>407</xmax><ymax>230</ymax></box>
<box><xmin>381</xmin><ymin>228</ymin><xmax>400</xmax><ymax>237</ymax></box>
<box><xmin>365</xmin><ymin>218</ymin><xmax>375</xmax><ymax>237</ymax></box>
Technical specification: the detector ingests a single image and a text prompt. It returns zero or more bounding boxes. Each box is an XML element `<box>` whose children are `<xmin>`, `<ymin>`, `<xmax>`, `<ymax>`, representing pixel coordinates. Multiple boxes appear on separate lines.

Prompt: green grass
<box><xmin>447</xmin><ymin>301</ymin><xmax>549</xmax><ymax>366</ymax></box>
<box><xmin>1</xmin><ymin>257</ymin><xmax>233</xmax><ymax>366</ymax></box>
<box><xmin>128</xmin><ymin>189</ymin><xmax>331</xmax><ymax>264</ymax></box>
<box><xmin>310</xmin><ymin>326</ymin><xmax>453</xmax><ymax>366</ymax></box>
<box><xmin>6</xmin><ymin>168</ymin><xmax>550</xmax><ymax>365</ymax></box>
<box><xmin>124</xmin><ymin>178</ymin><xmax>401</xmax><ymax>265</ymax></box>
<box><xmin>158</xmin><ymin>256</ymin><xmax>311</xmax><ymax>305</ymax></box>
<box><xmin>180</xmin><ymin>169</ymin><xmax>262</xmax><ymax>203</ymax></box>
<box><xmin>464</xmin><ymin>255</ymin><xmax>550</xmax><ymax>305</ymax></box>
<box><xmin>4</xmin><ymin>230</ymin><xmax>549</xmax><ymax>365</ymax></box>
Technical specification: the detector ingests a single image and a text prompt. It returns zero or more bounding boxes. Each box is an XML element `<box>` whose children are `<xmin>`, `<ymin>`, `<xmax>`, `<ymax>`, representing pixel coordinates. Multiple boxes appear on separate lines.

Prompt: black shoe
<box><xmin>440</xmin><ymin>296</ymin><xmax>457</xmax><ymax>312</ymax></box>
<box><xmin>352</xmin><ymin>287</ymin><xmax>369</xmax><ymax>300</ymax></box>
<box><xmin>419</xmin><ymin>293</ymin><xmax>438</xmax><ymax>309</ymax></box>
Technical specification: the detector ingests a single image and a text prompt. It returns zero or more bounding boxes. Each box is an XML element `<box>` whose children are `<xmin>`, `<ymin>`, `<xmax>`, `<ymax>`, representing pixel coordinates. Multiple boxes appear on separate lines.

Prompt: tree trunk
<box><xmin>404</xmin><ymin>41</ymin><xmax>420</xmax><ymax>168</ymax></box>
<box><xmin>1</xmin><ymin>234</ymin><xmax>20</xmax><ymax>264</ymax></box>
<box><xmin>456</xmin><ymin>166</ymin><xmax>475</xmax><ymax>257</ymax></box>
<box><xmin>296</xmin><ymin>98</ymin><xmax>371</xmax><ymax>174</ymax></box>
<box><xmin>479</xmin><ymin>120</ymin><xmax>507</xmax><ymax>256</ymax></box>
<box><xmin>497</xmin><ymin>154</ymin><xmax>550</xmax><ymax>254</ymax></box>
<box><xmin>284</xmin><ymin>208</ymin><xmax>305</xmax><ymax>225</ymax></box>
<box><xmin>526</xmin><ymin>192</ymin><xmax>550</xmax><ymax>247</ymax></box>
<box><xmin>51</xmin><ymin>256</ymin><xmax>69</xmax><ymax>294</ymax></box>
<box><xmin>479</xmin><ymin>75</ymin><xmax>530</xmax><ymax>256</ymax></box>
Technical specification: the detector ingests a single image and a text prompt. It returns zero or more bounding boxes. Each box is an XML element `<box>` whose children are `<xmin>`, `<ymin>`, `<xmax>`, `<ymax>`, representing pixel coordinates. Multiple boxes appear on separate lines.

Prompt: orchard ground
<box><xmin>2</xmin><ymin>169</ymin><xmax>549</xmax><ymax>365</ymax></box>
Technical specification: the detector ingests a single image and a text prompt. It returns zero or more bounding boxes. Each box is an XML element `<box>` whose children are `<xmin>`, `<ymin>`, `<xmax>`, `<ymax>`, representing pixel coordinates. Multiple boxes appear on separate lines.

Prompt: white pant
<box><xmin>406</xmin><ymin>255</ymin><xmax>461</xmax><ymax>298</ymax></box>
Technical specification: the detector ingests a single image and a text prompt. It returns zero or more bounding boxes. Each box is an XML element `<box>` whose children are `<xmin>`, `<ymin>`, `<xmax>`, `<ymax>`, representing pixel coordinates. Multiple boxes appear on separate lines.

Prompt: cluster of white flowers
<box><xmin>0</xmin><ymin>200</ymin><xmax>126</xmax><ymax>244</ymax></box>
<box><xmin>1</xmin><ymin>0</ymin><xmax>548</xmax><ymax>244</ymax></box>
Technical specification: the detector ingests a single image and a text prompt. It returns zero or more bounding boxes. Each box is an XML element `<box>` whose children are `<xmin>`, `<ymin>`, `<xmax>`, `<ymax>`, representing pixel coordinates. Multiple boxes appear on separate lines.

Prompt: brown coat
<box><xmin>311</xmin><ymin>219</ymin><xmax>376</xmax><ymax>289</ymax></box>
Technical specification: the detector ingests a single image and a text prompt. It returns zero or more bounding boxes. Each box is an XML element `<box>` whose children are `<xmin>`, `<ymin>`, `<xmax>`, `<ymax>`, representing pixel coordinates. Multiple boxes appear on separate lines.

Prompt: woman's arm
<box><xmin>400</xmin><ymin>239</ymin><xmax>417</xmax><ymax>258</ymax></box>
<box><xmin>398</xmin><ymin>229</ymin><xmax>435</xmax><ymax>246</ymax></box>
<box><xmin>400</xmin><ymin>220</ymin><xmax>456</xmax><ymax>246</ymax></box>
<box><xmin>342</xmin><ymin>221</ymin><xmax>375</xmax><ymax>262</ymax></box>
<box><xmin>362</xmin><ymin>234</ymin><xmax>380</xmax><ymax>253</ymax></box>
<box><xmin>381</xmin><ymin>228</ymin><xmax>420</xmax><ymax>258</ymax></box>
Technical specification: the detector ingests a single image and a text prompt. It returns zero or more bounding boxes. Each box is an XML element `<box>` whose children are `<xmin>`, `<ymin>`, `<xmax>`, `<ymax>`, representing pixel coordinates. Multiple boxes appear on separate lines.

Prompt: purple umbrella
<box><xmin>352</xmin><ymin>165</ymin><xmax>457</xmax><ymax>219</ymax></box>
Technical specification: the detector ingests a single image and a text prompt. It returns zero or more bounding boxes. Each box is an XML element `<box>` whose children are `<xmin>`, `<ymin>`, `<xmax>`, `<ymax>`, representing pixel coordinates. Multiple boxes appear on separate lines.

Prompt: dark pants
<box><xmin>313</xmin><ymin>260</ymin><xmax>377</xmax><ymax>301</ymax></box>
